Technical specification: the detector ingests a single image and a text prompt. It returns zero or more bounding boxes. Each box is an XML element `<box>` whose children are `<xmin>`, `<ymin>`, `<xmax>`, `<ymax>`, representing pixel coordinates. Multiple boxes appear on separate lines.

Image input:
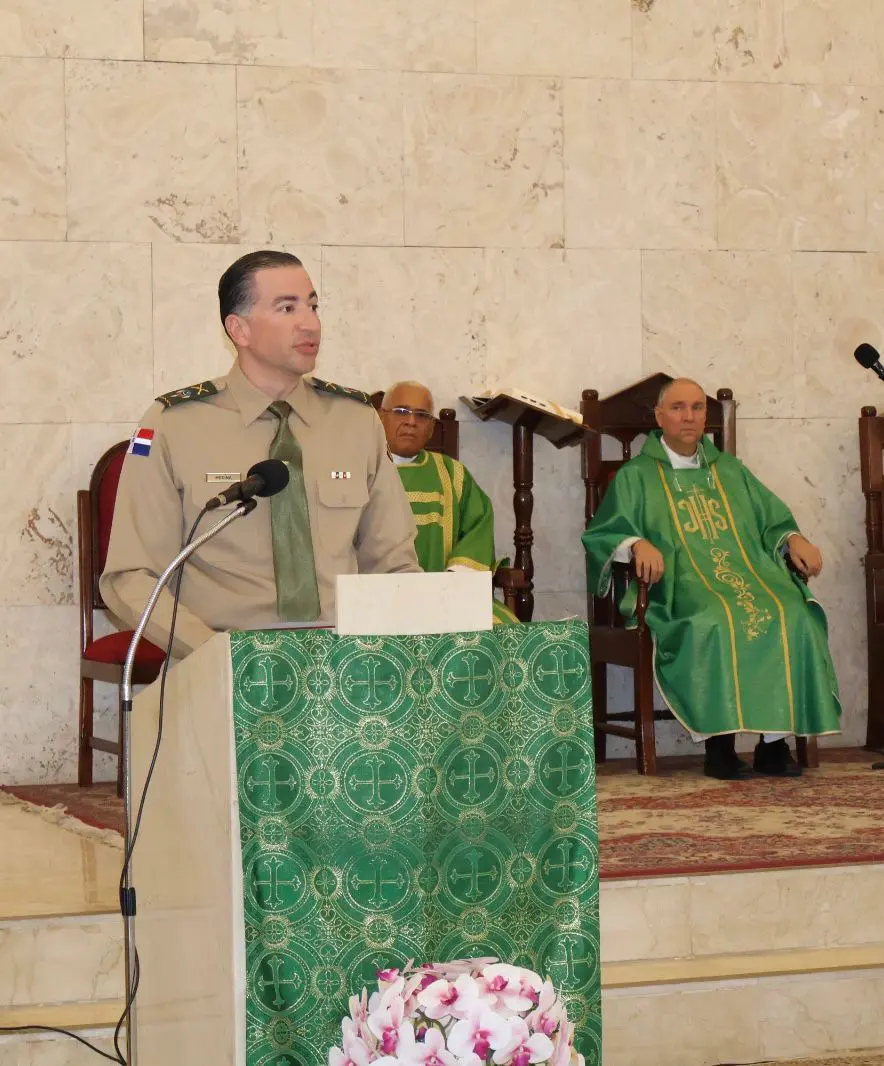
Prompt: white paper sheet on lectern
<box><xmin>335</xmin><ymin>571</ymin><xmax>492</xmax><ymax>635</ymax></box>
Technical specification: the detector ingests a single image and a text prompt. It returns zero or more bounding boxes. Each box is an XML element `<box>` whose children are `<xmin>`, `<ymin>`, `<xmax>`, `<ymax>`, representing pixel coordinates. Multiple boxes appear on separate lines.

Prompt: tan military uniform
<box><xmin>100</xmin><ymin>362</ymin><xmax>420</xmax><ymax>657</ymax></box>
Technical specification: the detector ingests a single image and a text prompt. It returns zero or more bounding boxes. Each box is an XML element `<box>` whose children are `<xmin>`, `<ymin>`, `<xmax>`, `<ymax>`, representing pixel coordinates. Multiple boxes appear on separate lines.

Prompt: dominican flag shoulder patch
<box><xmin>128</xmin><ymin>427</ymin><xmax>155</xmax><ymax>457</ymax></box>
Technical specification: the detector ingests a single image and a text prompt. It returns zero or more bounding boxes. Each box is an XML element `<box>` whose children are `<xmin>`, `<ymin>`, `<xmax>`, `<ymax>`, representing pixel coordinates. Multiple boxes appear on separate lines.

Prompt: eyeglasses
<box><xmin>383</xmin><ymin>406</ymin><xmax>435</xmax><ymax>424</ymax></box>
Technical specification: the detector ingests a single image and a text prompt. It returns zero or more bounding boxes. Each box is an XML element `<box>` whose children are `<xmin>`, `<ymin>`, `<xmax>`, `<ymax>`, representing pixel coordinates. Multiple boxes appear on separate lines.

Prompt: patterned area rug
<box><xmin>598</xmin><ymin>748</ymin><xmax>884</xmax><ymax>879</ymax></box>
<box><xmin>3</xmin><ymin>749</ymin><xmax>883</xmax><ymax>881</ymax></box>
<box><xmin>0</xmin><ymin>782</ymin><xmax>123</xmax><ymax>836</ymax></box>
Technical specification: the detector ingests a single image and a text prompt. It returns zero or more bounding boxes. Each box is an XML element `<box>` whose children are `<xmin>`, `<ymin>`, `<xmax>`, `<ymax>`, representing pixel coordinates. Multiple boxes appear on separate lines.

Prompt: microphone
<box><xmin>205</xmin><ymin>459</ymin><xmax>290</xmax><ymax>511</ymax></box>
<box><xmin>854</xmin><ymin>343</ymin><xmax>884</xmax><ymax>382</ymax></box>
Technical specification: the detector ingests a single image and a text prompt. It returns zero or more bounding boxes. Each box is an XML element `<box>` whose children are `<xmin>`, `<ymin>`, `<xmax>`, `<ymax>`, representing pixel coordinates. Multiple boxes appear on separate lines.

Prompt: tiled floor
<box><xmin>0</xmin><ymin>797</ymin><xmax>120</xmax><ymax>920</ymax></box>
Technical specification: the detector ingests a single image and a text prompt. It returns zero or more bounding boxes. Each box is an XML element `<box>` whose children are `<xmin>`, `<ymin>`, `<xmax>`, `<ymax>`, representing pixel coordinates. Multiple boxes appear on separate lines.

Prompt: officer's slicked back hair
<box><xmin>218</xmin><ymin>250</ymin><xmax>304</xmax><ymax>328</ymax></box>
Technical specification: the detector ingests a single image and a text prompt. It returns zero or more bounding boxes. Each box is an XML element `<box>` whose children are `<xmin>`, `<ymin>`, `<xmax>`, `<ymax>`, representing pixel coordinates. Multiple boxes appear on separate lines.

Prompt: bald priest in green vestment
<box><xmin>380</xmin><ymin>382</ymin><xmax>519</xmax><ymax>625</ymax></box>
<box><xmin>582</xmin><ymin>378</ymin><xmax>841</xmax><ymax>780</ymax></box>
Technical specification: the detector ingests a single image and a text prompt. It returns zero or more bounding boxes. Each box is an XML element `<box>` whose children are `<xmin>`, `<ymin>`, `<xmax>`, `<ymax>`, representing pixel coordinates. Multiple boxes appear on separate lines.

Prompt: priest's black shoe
<box><xmin>704</xmin><ymin>734</ymin><xmax>753</xmax><ymax>781</ymax></box>
<box><xmin>754</xmin><ymin>737</ymin><xmax>802</xmax><ymax>777</ymax></box>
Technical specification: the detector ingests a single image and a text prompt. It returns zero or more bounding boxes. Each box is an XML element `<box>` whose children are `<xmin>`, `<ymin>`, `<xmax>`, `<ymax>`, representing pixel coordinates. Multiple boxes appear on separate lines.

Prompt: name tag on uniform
<box><xmin>206</xmin><ymin>472</ymin><xmax>240</xmax><ymax>483</ymax></box>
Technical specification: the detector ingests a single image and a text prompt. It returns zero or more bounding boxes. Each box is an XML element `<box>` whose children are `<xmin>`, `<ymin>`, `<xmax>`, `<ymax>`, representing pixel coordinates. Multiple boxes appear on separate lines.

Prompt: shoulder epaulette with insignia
<box><xmin>155</xmin><ymin>380</ymin><xmax>219</xmax><ymax>409</ymax></box>
<box><xmin>307</xmin><ymin>377</ymin><xmax>372</xmax><ymax>405</ymax></box>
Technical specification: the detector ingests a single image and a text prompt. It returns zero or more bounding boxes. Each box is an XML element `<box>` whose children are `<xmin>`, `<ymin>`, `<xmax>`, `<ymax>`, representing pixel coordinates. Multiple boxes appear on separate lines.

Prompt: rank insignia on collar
<box><xmin>307</xmin><ymin>377</ymin><xmax>372</xmax><ymax>405</ymax></box>
<box><xmin>155</xmin><ymin>380</ymin><xmax>219</xmax><ymax>408</ymax></box>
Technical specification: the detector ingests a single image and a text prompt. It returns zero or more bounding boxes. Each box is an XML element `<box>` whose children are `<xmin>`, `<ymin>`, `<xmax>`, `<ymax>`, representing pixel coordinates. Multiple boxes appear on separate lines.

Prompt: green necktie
<box><xmin>267</xmin><ymin>400</ymin><xmax>321</xmax><ymax>621</ymax></box>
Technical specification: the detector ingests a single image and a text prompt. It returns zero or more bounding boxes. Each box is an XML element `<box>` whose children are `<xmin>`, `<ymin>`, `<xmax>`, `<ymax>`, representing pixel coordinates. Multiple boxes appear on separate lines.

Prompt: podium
<box><xmin>130</xmin><ymin>621</ymin><xmax>600</xmax><ymax>1066</ymax></box>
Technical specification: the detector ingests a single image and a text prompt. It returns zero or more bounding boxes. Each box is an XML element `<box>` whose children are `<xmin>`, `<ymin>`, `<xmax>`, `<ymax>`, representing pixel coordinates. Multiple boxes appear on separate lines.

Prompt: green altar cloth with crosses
<box><xmin>231</xmin><ymin>621</ymin><xmax>600</xmax><ymax>1066</ymax></box>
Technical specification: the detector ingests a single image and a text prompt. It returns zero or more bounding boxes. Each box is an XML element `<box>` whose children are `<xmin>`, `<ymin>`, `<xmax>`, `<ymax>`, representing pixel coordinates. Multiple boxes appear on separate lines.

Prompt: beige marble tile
<box><xmin>0</xmin><ymin>608</ymin><xmax>81</xmax><ymax>786</ymax></box>
<box><xmin>864</xmin><ymin>95</ymin><xmax>884</xmax><ymax>252</ymax></box>
<box><xmin>151</xmin><ymin>243</ymin><xmax>320</xmax><ymax>394</ymax></box>
<box><xmin>793</xmin><ymin>253</ymin><xmax>884</xmax><ymax>419</ymax></box>
<box><xmin>314</xmin><ymin>0</ymin><xmax>475</xmax><ymax>72</ymax></box>
<box><xmin>458</xmin><ymin>421</ymin><xmax>586</xmax><ymax>597</ymax></box>
<box><xmin>0</xmin><ymin>915</ymin><xmax>122</xmax><ymax>1006</ymax></box>
<box><xmin>66</xmin><ymin>61</ymin><xmax>238</xmax><ymax>243</ymax></box>
<box><xmin>0</xmin><ymin>1034</ymin><xmax>118</xmax><ymax>1066</ymax></box>
<box><xmin>0</xmin><ymin>802</ymin><xmax>120</xmax><ymax>916</ymax></box>
<box><xmin>600</xmin><ymin>878</ymin><xmax>692</xmax><ymax>963</ymax></box>
<box><xmin>641</xmin><ymin>251</ymin><xmax>794</xmax><ymax>417</ymax></box>
<box><xmin>0</xmin><ymin>241</ymin><xmax>153</xmax><ymax>423</ymax></box>
<box><xmin>477</xmin><ymin>0</ymin><xmax>631</xmax><ymax>78</ymax></box>
<box><xmin>632</xmin><ymin>0</ymin><xmax>786</xmax><ymax>82</ymax></box>
<box><xmin>318</xmin><ymin>246</ymin><xmax>485</xmax><ymax>405</ymax></box>
<box><xmin>783</xmin><ymin>0</ymin><xmax>883</xmax><ymax>85</ymax></box>
<box><xmin>717</xmin><ymin>84</ymin><xmax>869</xmax><ymax>252</ymax></box>
<box><xmin>0</xmin><ymin>0</ymin><xmax>143</xmax><ymax>59</ymax></box>
<box><xmin>689</xmin><ymin>865</ymin><xmax>884</xmax><ymax>956</ymax></box>
<box><xmin>737</xmin><ymin>418</ymin><xmax>867</xmax><ymax>747</ymax></box>
<box><xmin>758</xmin><ymin>971</ymin><xmax>884</xmax><ymax>1059</ymax></box>
<box><xmin>404</xmin><ymin>73</ymin><xmax>563</xmax><ymax>249</ymax></box>
<box><xmin>603</xmin><ymin>981</ymin><xmax>763</xmax><ymax>1066</ymax></box>
<box><xmin>144</xmin><ymin>0</ymin><xmax>312</xmax><ymax>65</ymax></box>
<box><xmin>0</xmin><ymin>60</ymin><xmax>64</xmax><ymax>240</ymax></box>
<box><xmin>0</xmin><ymin>426</ymin><xmax>73</xmax><ymax>608</ymax></box>
<box><xmin>484</xmin><ymin>249</ymin><xmax>642</xmax><ymax>405</ymax></box>
<box><xmin>564</xmin><ymin>79</ymin><xmax>716</xmax><ymax>250</ymax></box>
<box><xmin>238</xmin><ymin>67</ymin><xmax>404</xmax><ymax>246</ymax></box>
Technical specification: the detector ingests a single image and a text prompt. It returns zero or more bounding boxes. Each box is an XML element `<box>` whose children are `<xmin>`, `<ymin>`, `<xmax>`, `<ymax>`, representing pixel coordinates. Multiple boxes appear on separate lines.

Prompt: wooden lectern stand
<box><xmin>461</xmin><ymin>394</ymin><xmax>588</xmax><ymax>621</ymax></box>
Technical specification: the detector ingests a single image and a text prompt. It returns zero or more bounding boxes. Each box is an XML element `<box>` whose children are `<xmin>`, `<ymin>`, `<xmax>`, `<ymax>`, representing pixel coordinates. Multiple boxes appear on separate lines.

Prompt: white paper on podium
<box><xmin>335</xmin><ymin>571</ymin><xmax>493</xmax><ymax>635</ymax></box>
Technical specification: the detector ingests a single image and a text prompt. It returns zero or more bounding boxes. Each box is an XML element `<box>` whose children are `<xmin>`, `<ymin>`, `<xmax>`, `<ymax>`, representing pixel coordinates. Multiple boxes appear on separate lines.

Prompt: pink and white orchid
<box><xmin>417</xmin><ymin>974</ymin><xmax>484</xmax><ymax>1022</ymax></box>
<box><xmin>480</xmin><ymin>965</ymin><xmax>543</xmax><ymax>1014</ymax></box>
<box><xmin>367</xmin><ymin>979</ymin><xmax>413</xmax><ymax>1057</ymax></box>
<box><xmin>492</xmin><ymin>1018</ymin><xmax>554</xmax><ymax>1066</ymax></box>
<box><xmin>399</xmin><ymin>1026</ymin><xmax>460</xmax><ymax>1066</ymax></box>
<box><xmin>448</xmin><ymin>1004</ymin><xmax>513</xmax><ymax>1062</ymax></box>
<box><xmin>525</xmin><ymin>981</ymin><xmax>565</xmax><ymax>1038</ymax></box>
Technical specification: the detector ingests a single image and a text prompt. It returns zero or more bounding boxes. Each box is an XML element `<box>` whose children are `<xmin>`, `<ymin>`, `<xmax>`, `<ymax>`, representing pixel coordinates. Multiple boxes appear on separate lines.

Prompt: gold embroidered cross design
<box><xmin>710</xmin><ymin>547</ymin><xmax>773</xmax><ymax>641</ymax></box>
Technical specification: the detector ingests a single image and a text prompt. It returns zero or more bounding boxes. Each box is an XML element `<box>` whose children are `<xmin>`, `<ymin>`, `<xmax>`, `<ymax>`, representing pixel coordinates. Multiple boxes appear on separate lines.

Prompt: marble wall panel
<box><xmin>641</xmin><ymin>251</ymin><xmax>795</xmax><ymax>417</ymax></box>
<box><xmin>0</xmin><ymin>59</ymin><xmax>65</xmax><ymax>240</ymax></box>
<box><xmin>793</xmin><ymin>252</ymin><xmax>884</xmax><ymax>418</ymax></box>
<box><xmin>404</xmin><ymin>74</ymin><xmax>563</xmax><ymax>248</ymax></box>
<box><xmin>564</xmin><ymin>79</ymin><xmax>716</xmax><ymax>250</ymax></box>
<box><xmin>66</xmin><ymin>61</ymin><xmax>238</xmax><ymax>243</ymax></box>
<box><xmin>0</xmin><ymin>607</ymin><xmax>79</xmax><ymax>785</ymax></box>
<box><xmin>313</xmin><ymin>0</ymin><xmax>475</xmax><ymax>73</ymax></box>
<box><xmin>0</xmin><ymin>0</ymin><xmax>143</xmax><ymax>59</ymax></box>
<box><xmin>318</xmin><ymin>247</ymin><xmax>485</xmax><ymax>404</ymax></box>
<box><xmin>476</xmin><ymin>0</ymin><xmax>631</xmax><ymax>78</ymax></box>
<box><xmin>483</xmin><ymin>250</ymin><xmax>643</xmax><ymax>407</ymax></box>
<box><xmin>0</xmin><ymin>242</ymin><xmax>153</xmax><ymax>424</ymax></box>
<box><xmin>238</xmin><ymin>67</ymin><xmax>404</xmax><ymax>246</ymax></box>
<box><xmin>717</xmin><ymin>84</ymin><xmax>869</xmax><ymax>252</ymax></box>
<box><xmin>738</xmin><ymin>418</ymin><xmax>867</xmax><ymax>744</ymax></box>
<box><xmin>632</xmin><ymin>0</ymin><xmax>787</xmax><ymax>82</ymax></box>
<box><xmin>144</xmin><ymin>0</ymin><xmax>312</xmax><ymax>65</ymax></box>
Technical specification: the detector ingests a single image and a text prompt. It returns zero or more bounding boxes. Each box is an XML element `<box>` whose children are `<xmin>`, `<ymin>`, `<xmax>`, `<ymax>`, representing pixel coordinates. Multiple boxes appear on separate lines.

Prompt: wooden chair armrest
<box><xmin>609</xmin><ymin>560</ymin><xmax>649</xmax><ymax>625</ymax></box>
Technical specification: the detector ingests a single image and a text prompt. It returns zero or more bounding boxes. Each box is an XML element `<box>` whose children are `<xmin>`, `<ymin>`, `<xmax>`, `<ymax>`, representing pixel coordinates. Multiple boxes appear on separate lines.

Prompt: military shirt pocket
<box><xmin>316</xmin><ymin>478</ymin><xmax>370</xmax><ymax>560</ymax></box>
<box><xmin>317</xmin><ymin>479</ymin><xmax>369</xmax><ymax>510</ymax></box>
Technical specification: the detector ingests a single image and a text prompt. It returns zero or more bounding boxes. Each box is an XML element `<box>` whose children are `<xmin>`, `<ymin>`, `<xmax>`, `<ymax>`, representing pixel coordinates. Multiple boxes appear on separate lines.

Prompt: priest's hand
<box><xmin>787</xmin><ymin>534</ymin><xmax>823</xmax><ymax>578</ymax></box>
<box><xmin>631</xmin><ymin>539</ymin><xmax>665</xmax><ymax>584</ymax></box>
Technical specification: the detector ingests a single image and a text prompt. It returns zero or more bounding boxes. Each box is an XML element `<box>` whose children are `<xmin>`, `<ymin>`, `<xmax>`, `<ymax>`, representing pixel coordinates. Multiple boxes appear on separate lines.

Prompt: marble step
<box><xmin>0</xmin><ymin>1002</ymin><xmax>121</xmax><ymax>1066</ymax></box>
<box><xmin>0</xmin><ymin>916</ymin><xmax>123</xmax><ymax>1010</ymax></box>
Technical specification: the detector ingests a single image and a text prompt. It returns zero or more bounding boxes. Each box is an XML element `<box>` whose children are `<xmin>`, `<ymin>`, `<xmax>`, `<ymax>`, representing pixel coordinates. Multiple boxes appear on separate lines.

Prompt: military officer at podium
<box><xmin>101</xmin><ymin>250</ymin><xmax>420</xmax><ymax>658</ymax></box>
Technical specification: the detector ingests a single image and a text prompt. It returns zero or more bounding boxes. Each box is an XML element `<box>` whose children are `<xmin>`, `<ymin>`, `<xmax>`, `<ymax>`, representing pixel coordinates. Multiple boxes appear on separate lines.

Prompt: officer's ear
<box><xmin>224</xmin><ymin>313</ymin><xmax>250</xmax><ymax>348</ymax></box>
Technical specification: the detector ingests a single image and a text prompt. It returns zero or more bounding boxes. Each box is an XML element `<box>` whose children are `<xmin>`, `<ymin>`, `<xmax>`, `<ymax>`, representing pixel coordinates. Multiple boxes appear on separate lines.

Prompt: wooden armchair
<box><xmin>581</xmin><ymin>373</ymin><xmax>817</xmax><ymax>774</ymax></box>
<box><xmin>860</xmin><ymin>406</ymin><xmax>884</xmax><ymax>750</ymax></box>
<box><xmin>369</xmin><ymin>392</ymin><xmax>529</xmax><ymax>617</ymax></box>
<box><xmin>78</xmin><ymin>441</ymin><xmax>166</xmax><ymax>794</ymax></box>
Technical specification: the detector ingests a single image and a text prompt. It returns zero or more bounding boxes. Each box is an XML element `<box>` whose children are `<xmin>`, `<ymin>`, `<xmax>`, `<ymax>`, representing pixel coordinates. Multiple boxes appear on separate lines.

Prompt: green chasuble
<box><xmin>231</xmin><ymin>622</ymin><xmax>600</xmax><ymax>1066</ymax></box>
<box><xmin>582</xmin><ymin>431</ymin><xmax>841</xmax><ymax>737</ymax></box>
<box><xmin>395</xmin><ymin>450</ymin><xmax>519</xmax><ymax>624</ymax></box>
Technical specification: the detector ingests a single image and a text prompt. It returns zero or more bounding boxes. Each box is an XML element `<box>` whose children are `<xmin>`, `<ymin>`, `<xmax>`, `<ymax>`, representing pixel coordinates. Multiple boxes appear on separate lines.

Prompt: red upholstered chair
<box><xmin>77</xmin><ymin>441</ymin><xmax>166</xmax><ymax>795</ymax></box>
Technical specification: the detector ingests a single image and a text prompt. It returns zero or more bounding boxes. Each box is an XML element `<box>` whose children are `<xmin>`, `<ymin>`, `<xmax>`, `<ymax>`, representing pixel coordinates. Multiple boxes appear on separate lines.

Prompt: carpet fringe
<box><xmin>0</xmin><ymin>790</ymin><xmax>123</xmax><ymax>849</ymax></box>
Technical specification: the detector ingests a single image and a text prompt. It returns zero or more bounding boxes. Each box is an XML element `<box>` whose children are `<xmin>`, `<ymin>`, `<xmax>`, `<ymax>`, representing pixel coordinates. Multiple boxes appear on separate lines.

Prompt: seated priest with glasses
<box><xmin>582</xmin><ymin>377</ymin><xmax>841</xmax><ymax>780</ymax></box>
<box><xmin>380</xmin><ymin>381</ymin><xmax>518</xmax><ymax>624</ymax></box>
